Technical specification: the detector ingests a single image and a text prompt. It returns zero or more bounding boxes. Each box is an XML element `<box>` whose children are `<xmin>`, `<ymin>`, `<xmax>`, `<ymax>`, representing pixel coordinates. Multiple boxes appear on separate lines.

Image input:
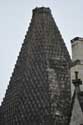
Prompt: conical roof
<box><xmin>0</xmin><ymin>7</ymin><xmax>71</xmax><ymax>125</ymax></box>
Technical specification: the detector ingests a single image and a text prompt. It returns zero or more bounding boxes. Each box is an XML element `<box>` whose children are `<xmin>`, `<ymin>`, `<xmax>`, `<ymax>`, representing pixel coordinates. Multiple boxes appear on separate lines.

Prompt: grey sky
<box><xmin>0</xmin><ymin>0</ymin><xmax>83</xmax><ymax>104</ymax></box>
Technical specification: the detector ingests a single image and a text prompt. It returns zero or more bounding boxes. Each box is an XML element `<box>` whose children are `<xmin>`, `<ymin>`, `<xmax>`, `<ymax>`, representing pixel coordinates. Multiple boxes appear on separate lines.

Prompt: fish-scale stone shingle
<box><xmin>0</xmin><ymin>7</ymin><xmax>71</xmax><ymax>125</ymax></box>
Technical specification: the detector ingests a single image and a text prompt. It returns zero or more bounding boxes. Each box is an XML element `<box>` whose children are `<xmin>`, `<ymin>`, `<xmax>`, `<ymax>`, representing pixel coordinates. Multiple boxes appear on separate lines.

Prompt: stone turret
<box><xmin>71</xmin><ymin>37</ymin><xmax>83</xmax><ymax>94</ymax></box>
<box><xmin>71</xmin><ymin>37</ymin><xmax>83</xmax><ymax>61</ymax></box>
<box><xmin>0</xmin><ymin>7</ymin><xmax>71</xmax><ymax>125</ymax></box>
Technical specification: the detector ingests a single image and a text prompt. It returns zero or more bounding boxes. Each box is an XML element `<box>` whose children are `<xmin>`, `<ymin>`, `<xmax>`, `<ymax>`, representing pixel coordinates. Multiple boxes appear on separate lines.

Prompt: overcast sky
<box><xmin>0</xmin><ymin>0</ymin><xmax>83</xmax><ymax>104</ymax></box>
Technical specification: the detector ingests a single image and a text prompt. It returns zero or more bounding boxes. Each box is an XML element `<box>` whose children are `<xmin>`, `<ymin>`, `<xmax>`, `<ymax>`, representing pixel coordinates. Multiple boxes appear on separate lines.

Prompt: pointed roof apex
<box><xmin>78</xmin><ymin>91</ymin><xmax>83</xmax><ymax>112</ymax></box>
<box><xmin>33</xmin><ymin>7</ymin><xmax>51</xmax><ymax>15</ymax></box>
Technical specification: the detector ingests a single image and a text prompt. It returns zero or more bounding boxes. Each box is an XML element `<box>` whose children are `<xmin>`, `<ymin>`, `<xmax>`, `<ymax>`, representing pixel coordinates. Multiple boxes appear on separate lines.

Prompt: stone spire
<box><xmin>0</xmin><ymin>7</ymin><xmax>71</xmax><ymax>125</ymax></box>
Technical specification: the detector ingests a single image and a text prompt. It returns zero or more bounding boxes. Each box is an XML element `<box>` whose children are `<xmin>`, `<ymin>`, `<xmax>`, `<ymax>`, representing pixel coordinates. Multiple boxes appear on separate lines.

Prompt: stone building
<box><xmin>0</xmin><ymin>7</ymin><xmax>71</xmax><ymax>125</ymax></box>
<box><xmin>71</xmin><ymin>37</ymin><xmax>83</xmax><ymax>93</ymax></box>
<box><xmin>70</xmin><ymin>37</ymin><xmax>83</xmax><ymax>124</ymax></box>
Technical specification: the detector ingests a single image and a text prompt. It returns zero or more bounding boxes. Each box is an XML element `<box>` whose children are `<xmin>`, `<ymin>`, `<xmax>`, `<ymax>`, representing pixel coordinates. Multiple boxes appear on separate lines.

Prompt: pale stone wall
<box><xmin>71</xmin><ymin>38</ymin><xmax>83</xmax><ymax>94</ymax></box>
<box><xmin>71</xmin><ymin>64</ymin><xmax>83</xmax><ymax>95</ymax></box>
<box><xmin>72</xmin><ymin>38</ymin><xmax>83</xmax><ymax>61</ymax></box>
<box><xmin>71</xmin><ymin>37</ymin><xmax>83</xmax><ymax>124</ymax></box>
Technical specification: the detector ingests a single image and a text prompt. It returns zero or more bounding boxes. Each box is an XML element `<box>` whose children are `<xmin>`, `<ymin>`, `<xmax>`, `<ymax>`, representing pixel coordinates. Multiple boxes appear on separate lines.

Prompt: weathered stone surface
<box><xmin>70</xmin><ymin>94</ymin><xmax>83</xmax><ymax>125</ymax></box>
<box><xmin>0</xmin><ymin>7</ymin><xmax>71</xmax><ymax>125</ymax></box>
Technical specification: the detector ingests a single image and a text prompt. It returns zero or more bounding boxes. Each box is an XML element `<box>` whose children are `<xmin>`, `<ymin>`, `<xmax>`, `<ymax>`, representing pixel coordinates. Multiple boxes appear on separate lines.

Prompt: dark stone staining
<box><xmin>0</xmin><ymin>7</ymin><xmax>71</xmax><ymax>125</ymax></box>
